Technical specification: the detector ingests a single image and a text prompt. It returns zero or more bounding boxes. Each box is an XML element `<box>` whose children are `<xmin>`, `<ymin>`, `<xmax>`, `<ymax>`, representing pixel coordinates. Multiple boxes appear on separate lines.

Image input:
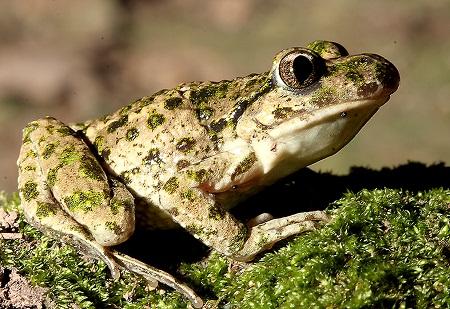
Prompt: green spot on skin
<box><xmin>195</xmin><ymin>106</ymin><xmax>214</xmax><ymax>121</ymax></box>
<box><xmin>107</xmin><ymin>115</ymin><xmax>128</xmax><ymax>133</ymax></box>
<box><xmin>22</xmin><ymin>122</ymin><xmax>39</xmax><ymax>144</ymax></box>
<box><xmin>187</xmin><ymin>169</ymin><xmax>208</xmax><ymax>183</ymax></box>
<box><xmin>143</xmin><ymin>148</ymin><xmax>162</xmax><ymax>165</ymax></box>
<box><xmin>126</xmin><ymin>128</ymin><xmax>139</xmax><ymax>141</ymax></box>
<box><xmin>119</xmin><ymin>104</ymin><xmax>132</xmax><ymax>115</ymax></box>
<box><xmin>176</xmin><ymin>137</ymin><xmax>196</xmax><ymax>153</ymax></box>
<box><xmin>79</xmin><ymin>156</ymin><xmax>105</xmax><ymax>181</ymax></box>
<box><xmin>208</xmin><ymin>204</ymin><xmax>226</xmax><ymax>220</ymax></box>
<box><xmin>60</xmin><ymin>145</ymin><xmax>82</xmax><ymax>165</ymax></box>
<box><xmin>231</xmin><ymin>152</ymin><xmax>257</xmax><ymax>180</ymax></box>
<box><xmin>273</xmin><ymin>107</ymin><xmax>293</xmax><ymax>119</ymax></box>
<box><xmin>46</xmin><ymin>165</ymin><xmax>61</xmax><ymax>187</ymax></box>
<box><xmin>176</xmin><ymin>160</ymin><xmax>190</xmax><ymax>171</ymax></box>
<box><xmin>42</xmin><ymin>142</ymin><xmax>58</xmax><ymax>159</ymax></box>
<box><xmin>147</xmin><ymin>111</ymin><xmax>165</xmax><ymax>130</ymax></box>
<box><xmin>163</xmin><ymin>177</ymin><xmax>179</xmax><ymax>194</ymax></box>
<box><xmin>25</xmin><ymin>150</ymin><xmax>37</xmax><ymax>159</ymax></box>
<box><xmin>36</xmin><ymin>202</ymin><xmax>57</xmax><ymax>219</ymax></box>
<box><xmin>180</xmin><ymin>189</ymin><xmax>196</xmax><ymax>202</ymax></box>
<box><xmin>164</xmin><ymin>97</ymin><xmax>182</xmax><ymax>110</ymax></box>
<box><xmin>105</xmin><ymin>221</ymin><xmax>122</xmax><ymax>235</ymax></box>
<box><xmin>110</xmin><ymin>198</ymin><xmax>133</xmax><ymax>215</ymax></box>
<box><xmin>64</xmin><ymin>190</ymin><xmax>106</xmax><ymax>213</ymax></box>
<box><xmin>56</xmin><ymin>126</ymin><xmax>74</xmax><ymax>136</ymax></box>
<box><xmin>94</xmin><ymin>136</ymin><xmax>105</xmax><ymax>153</ymax></box>
<box><xmin>21</xmin><ymin>181</ymin><xmax>39</xmax><ymax>202</ymax></box>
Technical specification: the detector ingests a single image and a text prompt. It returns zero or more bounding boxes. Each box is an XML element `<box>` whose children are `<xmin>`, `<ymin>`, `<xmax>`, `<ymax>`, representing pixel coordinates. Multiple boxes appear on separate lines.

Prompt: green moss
<box><xmin>23</xmin><ymin>165</ymin><xmax>36</xmax><ymax>171</ymax></box>
<box><xmin>4</xmin><ymin>170</ymin><xmax>450</xmax><ymax>309</ymax></box>
<box><xmin>109</xmin><ymin>197</ymin><xmax>133</xmax><ymax>215</ymax></box>
<box><xmin>163</xmin><ymin>177</ymin><xmax>179</xmax><ymax>194</ymax></box>
<box><xmin>63</xmin><ymin>190</ymin><xmax>106</xmax><ymax>213</ymax></box>
<box><xmin>20</xmin><ymin>181</ymin><xmax>39</xmax><ymax>201</ymax></box>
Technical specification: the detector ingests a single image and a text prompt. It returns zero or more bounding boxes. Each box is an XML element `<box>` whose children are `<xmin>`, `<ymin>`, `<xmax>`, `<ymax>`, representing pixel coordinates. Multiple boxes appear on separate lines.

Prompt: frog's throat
<box><xmin>251</xmin><ymin>97</ymin><xmax>389</xmax><ymax>182</ymax></box>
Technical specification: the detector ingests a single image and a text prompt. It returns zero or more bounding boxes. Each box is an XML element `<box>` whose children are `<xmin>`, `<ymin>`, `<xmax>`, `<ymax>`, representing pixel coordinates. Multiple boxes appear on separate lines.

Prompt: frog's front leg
<box><xmin>17</xmin><ymin>117</ymin><xmax>136</xmax><ymax>277</ymax></box>
<box><xmin>159</xmin><ymin>165</ymin><xmax>330</xmax><ymax>262</ymax></box>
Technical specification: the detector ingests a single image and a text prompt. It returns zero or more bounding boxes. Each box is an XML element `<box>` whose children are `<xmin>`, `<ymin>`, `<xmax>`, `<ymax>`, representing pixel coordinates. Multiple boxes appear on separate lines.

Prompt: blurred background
<box><xmin>0</xmin><ymin>0</ymin><xmax>449</xmax><ymax>193</ymax></box>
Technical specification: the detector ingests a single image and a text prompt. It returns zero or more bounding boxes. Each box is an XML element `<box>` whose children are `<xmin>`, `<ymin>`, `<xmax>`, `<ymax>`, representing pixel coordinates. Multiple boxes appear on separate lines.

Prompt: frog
<box><xmin>17</xmin><ymin>40</ymin><xmax>399</xmax><ymax>307</ymax></box>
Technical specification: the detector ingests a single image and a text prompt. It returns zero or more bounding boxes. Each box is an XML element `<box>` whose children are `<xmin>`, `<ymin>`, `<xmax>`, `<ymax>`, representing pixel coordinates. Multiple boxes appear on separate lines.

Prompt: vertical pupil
<box><xmin>292</xmin><ymin>55</ymin><xmax>313</xmax><ymax>84</ymax></box>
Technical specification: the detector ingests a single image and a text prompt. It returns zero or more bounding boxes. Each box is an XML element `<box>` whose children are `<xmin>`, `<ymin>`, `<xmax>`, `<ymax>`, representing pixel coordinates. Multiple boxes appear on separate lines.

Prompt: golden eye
<box><xmin>278</xmin><ymin>49</ymin><xmax>324</xmax><ymax>89</ymax></box>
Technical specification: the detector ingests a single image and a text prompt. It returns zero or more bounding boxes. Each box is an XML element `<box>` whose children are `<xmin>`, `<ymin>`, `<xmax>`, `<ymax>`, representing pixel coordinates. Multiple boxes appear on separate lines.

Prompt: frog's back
<box><xmin>81</xmin><ymin>74</ymin><xmax>267</xmax><ymax>227</ymax></box>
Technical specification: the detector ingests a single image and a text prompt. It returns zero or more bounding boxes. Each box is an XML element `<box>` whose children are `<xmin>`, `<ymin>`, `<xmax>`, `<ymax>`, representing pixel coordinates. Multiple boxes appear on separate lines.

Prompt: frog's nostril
<box><xmin>364</xmin><ymin>53</ymin><xmax>400</xmax><ymax>94</ymax></box>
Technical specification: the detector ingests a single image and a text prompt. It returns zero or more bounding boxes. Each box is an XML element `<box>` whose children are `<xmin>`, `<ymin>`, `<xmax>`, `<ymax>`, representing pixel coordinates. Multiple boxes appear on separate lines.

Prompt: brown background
<box><xmin>0</xmin><ymin>0</ymin><xmax>449</xmax><ymax>192</ymax></box>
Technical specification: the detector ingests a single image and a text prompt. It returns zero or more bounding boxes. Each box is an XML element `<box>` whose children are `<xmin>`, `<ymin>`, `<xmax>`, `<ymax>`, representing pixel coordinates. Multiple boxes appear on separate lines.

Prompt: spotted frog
<box><xmin>17</xmin><ymin>41</ymin><xmax>399</xmax><ymax>307</ymax></box>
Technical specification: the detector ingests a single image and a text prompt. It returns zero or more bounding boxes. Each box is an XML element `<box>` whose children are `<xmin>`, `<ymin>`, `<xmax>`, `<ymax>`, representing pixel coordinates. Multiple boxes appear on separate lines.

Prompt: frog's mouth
<box><xmin>251</xmin><ymin>95</ymin><xmax>390</xmax><ymax>181</ymax></box>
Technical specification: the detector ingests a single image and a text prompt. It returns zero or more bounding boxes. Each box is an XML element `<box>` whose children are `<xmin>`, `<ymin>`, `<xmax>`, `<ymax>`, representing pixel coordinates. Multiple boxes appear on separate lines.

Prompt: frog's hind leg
<box><xmin>110</xmin><ymin>250</ymin><xmax>204</xmax><ymax>308</ymax></box>
<box><xmin>17</xmin><ymin>117</ymin><xmax>136</xmax><ymax>278</ymax></box>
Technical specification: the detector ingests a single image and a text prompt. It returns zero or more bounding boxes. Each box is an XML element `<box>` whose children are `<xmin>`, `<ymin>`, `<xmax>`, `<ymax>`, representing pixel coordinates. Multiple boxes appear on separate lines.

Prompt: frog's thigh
<box><xmin>161</xmin><ymin>173</ymin><xmax>328</xmax><ymax>260</ymax></box>
<box><xmin>18</xmin><ymin>117</ymin><xmax>135</xmax><ymax>248</ymax></box>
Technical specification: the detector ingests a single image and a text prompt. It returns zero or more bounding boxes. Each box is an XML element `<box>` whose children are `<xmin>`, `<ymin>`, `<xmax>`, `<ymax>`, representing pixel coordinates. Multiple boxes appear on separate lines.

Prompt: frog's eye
<box><xmin>278</xmin><ymin>50</ymin><xmax>323</xmax><ymax>90</ymax></box>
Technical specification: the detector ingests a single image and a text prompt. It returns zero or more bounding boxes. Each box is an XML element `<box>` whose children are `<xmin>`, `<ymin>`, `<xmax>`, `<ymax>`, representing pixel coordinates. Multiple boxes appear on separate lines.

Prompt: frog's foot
<box><xmin>234</xmin><ymin>210</ymin><xmax>330</xmax><ymax>261</ymax></box>
<box><xmin>110</xmin><ymin>250</ymin><xmax>204</xmax><ymax>308</ymax></box>
<box><xmin>17</xmin><ymin>117</ymin><xmax>136</xmax><ymax>278</ymax></box>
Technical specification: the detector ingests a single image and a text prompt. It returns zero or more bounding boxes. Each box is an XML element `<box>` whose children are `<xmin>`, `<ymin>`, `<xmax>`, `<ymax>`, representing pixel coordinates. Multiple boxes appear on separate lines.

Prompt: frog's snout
<box><xmin>364</xmin><ymin>53</ymin><xmax>400</xmax><ymax>95</ymax></box>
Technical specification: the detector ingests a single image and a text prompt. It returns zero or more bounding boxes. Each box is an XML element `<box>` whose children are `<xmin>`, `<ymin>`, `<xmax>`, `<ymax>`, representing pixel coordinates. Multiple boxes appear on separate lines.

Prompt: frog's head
<box><xmin>237</xmin><ymin>40</ymin><xmax>400</xmax><ymax>180</ymax></box>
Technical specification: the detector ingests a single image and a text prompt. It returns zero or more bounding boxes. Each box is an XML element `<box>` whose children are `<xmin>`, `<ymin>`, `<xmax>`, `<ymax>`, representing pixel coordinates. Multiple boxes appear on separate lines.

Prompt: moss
<box><xmin>63</xmin><ymin>190</ymin><xmax>106</xmax><ymax>213</ymax></box>
<box><xmin>107</xmin><ymin>115</ymin><xmax>128</xmax><ymax>133</ymax></box>
<box><xmin>20</xmin><ymin>181</ymin><xmax>39</xmax><ymax>201</ymax></box>
<box><xmin>23</xmin><ymin>165</ymin><xmax>36</xmax><ymax>171</ymax></box>
<box><xmin>163</xmin><ymin>177</ymin><xmax>179</xmax><ymax>194</ymax></box>
<box><xmin>147</xmin><ymin>110</ymin><xmax>165</xmax><ymax>130</ymax></box>
<box><xmin>126</xmin><ymin>127</ymin><xmax>139</xmax><ymax>141</ymax></box>
<box><xmin>208</xmin><ymin>204</ymin><xmax>226</xmax><ymax>220</ymax></box>
<box><xmin>3</xmin><ymin>182</ymin><xmax>450</xmax><ymax>308</ymax></box>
